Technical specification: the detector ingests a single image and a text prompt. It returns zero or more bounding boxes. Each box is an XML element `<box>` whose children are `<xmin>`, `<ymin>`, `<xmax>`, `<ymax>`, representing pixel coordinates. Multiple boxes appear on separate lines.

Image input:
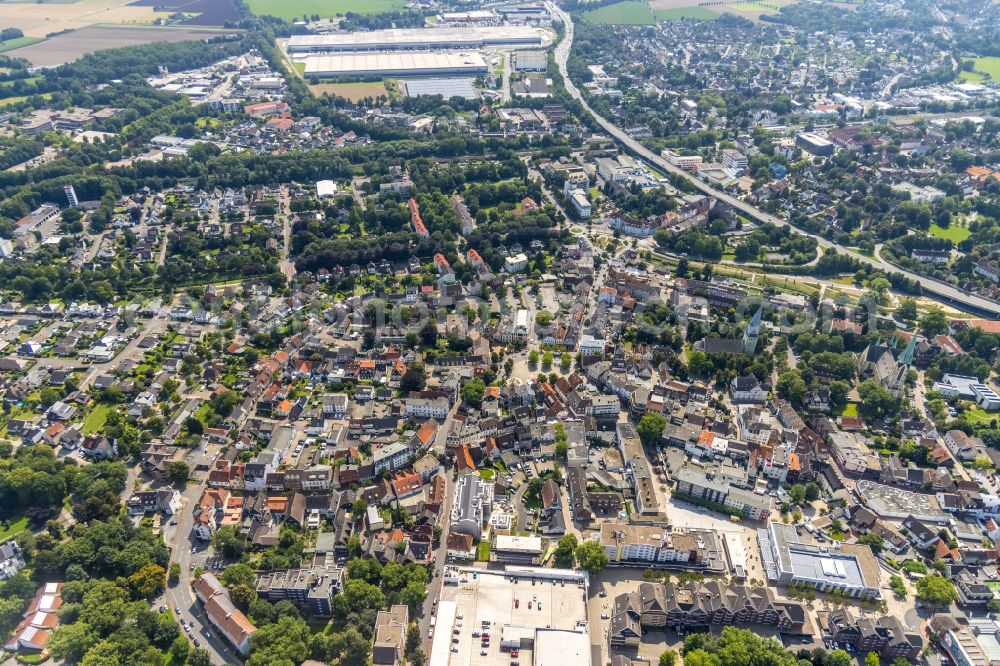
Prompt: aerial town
<box><xmin>1</xmin><ymin>1</ymin><xmax>1000</xmax><ymax>666</ymax></box>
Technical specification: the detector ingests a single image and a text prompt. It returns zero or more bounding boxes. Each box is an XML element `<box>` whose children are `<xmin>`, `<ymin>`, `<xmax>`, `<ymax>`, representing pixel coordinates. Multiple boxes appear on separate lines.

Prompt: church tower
<box><xmin>743</xmin><ymin>307</ymin><xmax>762</xmax><ymax>354</ymax></box>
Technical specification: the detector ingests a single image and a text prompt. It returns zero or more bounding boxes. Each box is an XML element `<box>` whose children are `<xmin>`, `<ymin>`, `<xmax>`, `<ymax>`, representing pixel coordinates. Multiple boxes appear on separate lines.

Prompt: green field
<box><xmin>247</xmin><ymin>0</ymin><xmax>405</xmax><ymax>20</ymax></box>
<box><xmin>656</xmin><ymin>6</ymin><xmax>718</xmax><ymax>19</ymax></box>
<box><xmin>964</xmin><ymin>406</ymin><xmax>998</xmax><ymax>426</ymax></box>
<box><xmin>583</xmin><ymin>2</ymin><xmax>659</xmax><ymax>24</ymax></box>
<box><xmin>0</xmin><ymin>36</ymin><xmax>43</xmax><ymax>53</ymax></box>
<box><xmin>841</xmin><ymin>403</ymin><xmax>858</xmax><ymax>418</ymax></box>
<box><xmin>960</xmin><ymin>57</ymin><xmax>1000</xmax><ymax>83</ymax></box>
<box><xmin>928</xmin><ymin>223</ymin><xmax>971</xmax><ymax>243</ymax></box>
<box><xmin>82</xmin><ymin>403</ymin><xmax>111</xmax><ymax>434</ymax></box>
<box><xmin>0</xmin><ymin>514</ymin><xmax>28</xmax><ymax>543</ymax></box>
<box><xmin>584</xmin><ymin>1</ymin><xmax>717</xmax><ymax>24</ymax></box>
<box><xmin>959</xmin><ymin>69</ymin><xmax>986</xmax><ymax>83</ymax></box>
<box><xmin>476</xmin><ymin>540</ymin><xmax>491</xmax><ymax>562</ymax></box>
<box><xmin>0</xmin><ymin>76</ymin><xmax>40</xmax><ymax>87</ymax></box>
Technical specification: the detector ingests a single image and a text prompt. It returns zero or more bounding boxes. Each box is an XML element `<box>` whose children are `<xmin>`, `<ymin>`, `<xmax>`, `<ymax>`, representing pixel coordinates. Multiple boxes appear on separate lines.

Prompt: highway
<box><xmin>547</xmin><ymin>3</ymin><xmax>1000</xmax><ymax>319</ymax></box>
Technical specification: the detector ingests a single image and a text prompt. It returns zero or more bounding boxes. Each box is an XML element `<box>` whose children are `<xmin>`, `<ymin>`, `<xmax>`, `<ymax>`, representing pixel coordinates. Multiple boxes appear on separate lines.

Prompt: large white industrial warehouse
<box><xmin>285</xmin><ymin>26</ymin><xmax>547</xmax><ymax>53</ymax></box>
<box><xmin>302</xmin><ymin>52</ymin><xmax>488</xmax><ymax>78</ymax></box>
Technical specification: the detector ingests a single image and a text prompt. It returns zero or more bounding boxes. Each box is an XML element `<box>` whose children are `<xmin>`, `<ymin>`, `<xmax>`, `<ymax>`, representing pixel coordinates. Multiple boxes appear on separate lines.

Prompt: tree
<box><xmin>128</xmin><ymin>564</ymin><xmax>166</xmax><ymax>599</ymax></box>
<box><xmin>247</xmin><ymin>615</ymin><xmax>311</xmax><ymax>666</ymax></box>
<box><xmin>187</xmin><ymin>648</ymin><xmax>212</xmax><ymax>666</ymax></box>
<box><xmin>332</xmin><ymin>627</ymin><xmax>370</xmax><ymax>666</ymax></box>
<box><xmin>920</xmin><ymin>306</ymin><xmax>948</xmax><ymax>337</ymax></box>
<box><xmin>167</xmin><ymin>461</ymin><xmax>190</xmax><ymax>486</ymax></box>
<box><xmin>554</xmin><ymin>535</ymin><xmax>577</xmax><ymax>568</ymax></box>
<box><xmin>775</xmin><ymin>371</ymin><xmax>807</xmax><ymax>406</ymax></box>
<box><xmin>170</xmin><ymin>634</ymin><xmax>190</xmax><ymax>663</ymax></box>
<box><xmin>528</xmin><ymin>349</ymin><xmax>539</xmax><ymax>365</ymax></box>
<box><xmin>575</xmin><ymin>540</ymin><xmax>609</xmax><ymax>575</ymax></box>
<box><xmin>867</xmin><ymin>277</ymin><xmax>891</xmax><ymax>303</ymax></box>
<box><xmin>211</xmin><ymin>525</ymin><xmax>248</xmax><ymax>559</ymax></box>
<box><xmin>184</xmin><ymin>415</ymin><xmax>203</xmax><ymax>435</ymax></box>
<box><xmin>865</xmin><ymin>652</ymin><xmax>880</xmax><ymax>666</ymax></box>
<box><xmin>895</xmin><ymin>298</ymin><xmax>917</xmax><ymax>322</ymax></box>
<box><xmin>168</xmin><ymin>562</ymin><xmax>180</xmax><ymax>585</ymax></box>
<box><xmin>48</xmin><ymin>622</ymin><xmax>98</xmax><ymax>663</ymax></box>
<box><xmin>221</xmin><ymin>563</ymin><xmax>257</xmax><ymax>590</ymax></box>
<box><xmin>419</xmin><ymin>322</ymin><xmax>438</xmax><ymax>347</ymax></box>
<box><xmin>560</xmin><ymin>352</ymin><xmax>572</xmax><ymax>372</ymax></box>
<box><xmin>660</xmin><ymin>650</ymin><xmax>678</xmax><ymax>666</ymax></box>
<box><xmin>858</xmin><ymin>379</ymin><xmax>898</xmax><ymax>420</ymax></box>
<box><xmin>858</xmin><ymin>533</ymin><xmax>884</xmax><ymax>555</ymax></box>
<box><xmin>916</xmin><ymin>574</ymin><xmax>957</xmax><ymax>607</ymax></box>
<box><xmin>788</xmin><ymin>484</ymin><xmax>806</xmax><ymax>505</ymax></box>
<box><xmin>637</xmin><ymin>413</ymin><xmax>667</xmax><ymax>447</ymax></box>
<box><xmin>400</xmin><ymin>364</ymin><xmax>426</xmax><ymax>393</ymax></box>
<box><xmin>541</xmin><ymin>351</ymin><xmax>553</xmax><ymax>369</ymax></box>
<box><xmin>352</xmin><ymin>499</ymin><xmax>368</xmax><ymax>517</ymax></box>
<box><xmin>460</xmin><ymin>378</ymin><xmax>486</xmax><ymax>409</ymax></box>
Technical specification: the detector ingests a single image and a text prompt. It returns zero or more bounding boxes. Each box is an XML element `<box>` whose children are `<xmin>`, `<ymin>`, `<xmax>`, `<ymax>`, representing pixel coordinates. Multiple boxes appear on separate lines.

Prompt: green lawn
<box><xmin>960</xmin><ymin>57</ymin><xmax>1000</xmax><ymax>83</ymax></box>
<box><xmin>0</xmin><ymin>514</ymin><xmax>28</xmax><ymax>543</ymax></box>
<box><xmin>82</xmin><ymin>403</ymin><xmax>112</xmax><ymax>434</ymax></box>
<box><xmin>841</xmin><ymin>403</ymin><xmax>859</xmax><ymax>418</ymax></box>
<box><xmin>246</xmin><ymin>0</ymin><xmax>405</xmax><ymax>20</ymax></box>
<box><xmin>476</xmin><ymin>541</ymin><xmax>491</xmax><ymax>562</ymax></box>
<box><xmin>928</xmin><ymin>223</ymin><xmax>971</xmax><ymax>243</ymax></box>
<box><xmin>478</xmin><ymin>468</ymin><xmax>495</xmax><ymax>480</ymax></box>
<box><xmin>0</xmin><ymin>36</ymin><xmax>43</xmax><ymax>53</ymax></box>
<box><xmin>964</xmin><ymin>406</ymin><xmax>997</xmax><ymax>426</ymax></box>
<box><xmin>959</xmin><ymin>69</ymin><xmax>986</xmax><ymax>83</ymax></box>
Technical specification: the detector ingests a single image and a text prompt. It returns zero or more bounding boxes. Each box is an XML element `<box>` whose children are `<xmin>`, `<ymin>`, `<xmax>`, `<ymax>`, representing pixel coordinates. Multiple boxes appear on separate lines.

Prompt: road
<box><xmin>279</xmin><ymin>186</ymin><xmax>296</xmax><ymax>281</ymax></box>
<box><xmin>547</xmin><ymin>3</ymin><xmax>1000</xmax><ymax>319</ymax></box>
<box><xmin>418</xmin><ymin>402</ymin><xmax>462</xmax><ymax>646</ymax></box>
<box><xmin>163</xmin><ymin>479</ymin><xmax>239</xmax><ymax>665</ymax></box>
<box><xmin>21</xmin><ymin>316</ymin><xmax>169</xmax><ymax>391</ymax></box>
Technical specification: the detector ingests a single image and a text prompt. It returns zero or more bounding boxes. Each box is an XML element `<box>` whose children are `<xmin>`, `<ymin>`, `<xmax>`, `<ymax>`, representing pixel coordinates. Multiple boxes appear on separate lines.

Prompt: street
<box><xmin>546</xmin><ymin>1</ymin><xmax>1000</xmax><ymax>319</ymax></box>
<box><xmin>163</xmin><ymin>476</ymin><xmax>240</xmax><ymax>665</ymax></box>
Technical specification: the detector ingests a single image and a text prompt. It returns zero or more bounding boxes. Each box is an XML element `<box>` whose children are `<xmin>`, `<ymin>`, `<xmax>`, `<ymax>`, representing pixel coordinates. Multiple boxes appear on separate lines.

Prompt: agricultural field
<box><xmin>585</xmin><ymin>1</ymin><xmax>715</xmax><ymax>25</ymax></box>
<box><xmin>245</xmin><ymin>0</ymin><xmax>405</xmax><ymax>21</ymax></box>
<box><xmin>127</xmin><ymin>0</ymin><xmax>241</xmax><ymax>26</ymax></box>
<box><xmin>649</xmin><ymin>0</ymin><xmax>795</xmax><ymax>20</ymax></box>
<box><xmin>656</xmin><ymin>6</ymin><xmax>718</xmax><ymax>19</ymax></box>
<box><xmin>0</xmin><ymin>0</ymin><xmax>176</xmax><ymax>38</ymax></box>
<box><xmin>0</xmin><ymin>35</ymin><xmax>42</xmax><ymax>52</ymax></box>
<box><xmin>308</xmin><ymin>80</ymin><xmax>389</xmax><ymax>102</ymax></box>
<box><xmin>4</xmin><ymin>24</ymin><xmax>230</xmax><ymax>66</ymax></box>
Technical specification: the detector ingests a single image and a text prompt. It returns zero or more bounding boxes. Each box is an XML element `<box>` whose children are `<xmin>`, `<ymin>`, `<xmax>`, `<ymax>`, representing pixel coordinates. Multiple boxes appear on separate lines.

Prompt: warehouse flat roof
<box><xmin>287</xmin><ymin>26</ymin><xmax>546</xmax><ymax>51</ymax></box>
<box><xmin>303</xmin><ymin>52</ymin><xmax>488</xmax><ymax>77</ymax></box>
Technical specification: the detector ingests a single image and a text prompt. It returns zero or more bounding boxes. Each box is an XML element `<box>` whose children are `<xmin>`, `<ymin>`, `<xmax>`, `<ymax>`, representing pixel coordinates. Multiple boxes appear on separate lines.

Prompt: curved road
<box><xmin>547</xmin><ymin>3</ymin><xmax>1000</xmax><ymax>319</ymax></box>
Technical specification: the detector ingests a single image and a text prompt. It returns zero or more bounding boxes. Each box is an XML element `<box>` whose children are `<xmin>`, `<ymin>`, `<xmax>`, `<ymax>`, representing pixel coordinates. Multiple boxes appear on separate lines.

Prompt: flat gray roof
<box><xmin>287</xmin><ymin>26</ymin><xmax>546</xmax><ymax>52</ymax></box>
<box><xmin>303</xmin><ymin>52</ymin><xmax>487</xmax><ymax>77</ymax></box>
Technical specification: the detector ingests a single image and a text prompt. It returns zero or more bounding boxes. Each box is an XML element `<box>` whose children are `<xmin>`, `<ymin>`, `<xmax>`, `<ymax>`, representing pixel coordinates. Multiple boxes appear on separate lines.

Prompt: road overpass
<box><xmin>547</xmin><ymin>3</ymin><xmax>1000</xmax><ymax>319</ymax></box>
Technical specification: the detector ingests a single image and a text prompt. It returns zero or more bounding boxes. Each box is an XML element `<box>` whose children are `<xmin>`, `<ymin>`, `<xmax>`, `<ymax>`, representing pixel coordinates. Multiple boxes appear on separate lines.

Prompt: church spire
<box><xmin>897</xmin><ymin>333</ymin><xmax>917</xmax><ymax>366</ymax></box>
<box><xmin>743</xmin><ymin>307</ymin><xmax>762</xmax><ymax>354</ymax></box>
